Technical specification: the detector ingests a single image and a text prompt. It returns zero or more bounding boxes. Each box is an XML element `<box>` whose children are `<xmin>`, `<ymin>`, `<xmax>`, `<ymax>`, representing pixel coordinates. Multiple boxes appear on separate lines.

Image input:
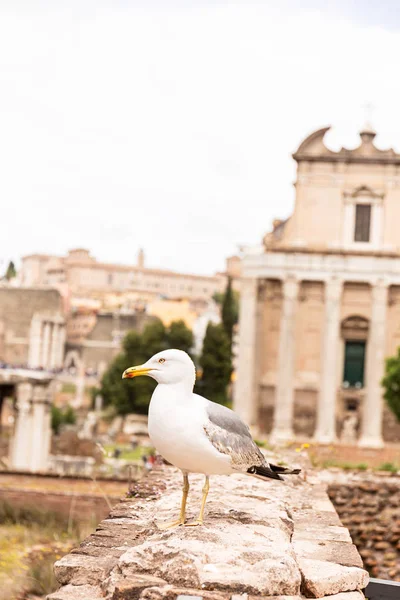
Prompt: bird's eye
<box><xmin>158</xmin><ymin>358</ymin><xmax>166</xmax><ymax>364</ymax></box>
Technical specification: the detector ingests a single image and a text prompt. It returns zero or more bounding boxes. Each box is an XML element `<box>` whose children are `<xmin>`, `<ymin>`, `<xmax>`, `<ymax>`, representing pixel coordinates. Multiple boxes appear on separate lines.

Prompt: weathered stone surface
<box><xmin>292</xmin><ymin>525</ymin><xmax>351</xmax><ymax>543</ymax></box>
<box><xmin>319</xmin><ymin>593</ymin><xmax>365</xmax><ymax>600</ymax></box>
<box><xmin>298</xmin><ymin>558</ymin><xmax>368</xmax><ymax>598</ymax></box>
<box><xmin>54</xmin><ymin>553</ymin><xmax>116</xmax><ymax>585</ymax></box>
<box><xmin>47</xmin><ymin>583</ymin><xmax>103</xmax><ymax>599</ymax></box>
<box><xmin>138</xmin><ymin>586</ymin><xmax>230</xmax><ymax>599</ymax></box>
<box><xmin>291</xmin><ymin>509</ymin><xmax>342</xmax><ymax>528</ymax></box>
<box><xmin>48</xmin><ymin>465</ymin><xmax>367</xmax><ymax>599</ymax></box>
<box><xmin>117</xmin><ymin>476</ymin><xmax>300</xmax><ymax>597</ymax></box>
<box><xmin>106</xmin><ymin>573</ymin><xmax>168</xmax><ymax>599</ymax></box>
<box><xmin>293</xmin><ymin>539</ymin><xmax>363</xmax><ymax>568</ymax></box>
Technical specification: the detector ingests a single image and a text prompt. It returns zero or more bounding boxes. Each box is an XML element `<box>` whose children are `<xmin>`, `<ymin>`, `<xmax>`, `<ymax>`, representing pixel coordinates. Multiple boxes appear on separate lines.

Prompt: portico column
<box><xmin>359</xmin><ymin>280</ymin><xmax>387</xmax><ymax>448</ymax></box>
<box><xmin>28</xmin><ymin>316</ymin><xmax>42</xmax><ymax>368</ymax></box>
<box><xmin>271</xmin><ymin>277</ymin><xmax>299</xmax><ymax>442</ymax></box>
<box><xmin>314</xmin><ymin>278</ymin><xmax>342</xmax><ymax>444</ymax></box>
<box><xmin>30</xmin><ymin>385</ymin><xmax>51</xmax><ymax>472</ymax></box>
<box><xmin>40</xmin><ymin>322</ymin><xmax>51</xmax><ymax>369</ymax></box>
<box><xmin>9</xmin><ymin>382</ymin><xmax>33</xmax><ymax>470</ymax></box>
<box><xmin>57</xmin><ymin>326</ymin><xmax>66</xmax><ymax>369</ymax></box>
<box><xmin>49</xmin><ymin>324</ymin><xmax>59</xmax><ymax>369</ymax></box>
<box><xmin>233</xmin><ymin>278</ymin><xmax>258</xmax><ymax>427</ymax></box>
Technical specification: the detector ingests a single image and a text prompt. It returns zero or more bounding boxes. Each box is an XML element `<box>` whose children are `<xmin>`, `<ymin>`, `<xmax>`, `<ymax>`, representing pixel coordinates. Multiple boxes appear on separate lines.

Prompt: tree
<box><xmin>196</xmin><ymin>323</ymin><xmax>232</xmax><ymax>405</ymax></box>
<box><xmin>221</xmin><ymin>277</ymin><xmax>236</xmax><ymax>346</ymax></box>
<box><xmin>382</xmin><ymin>348</ymin><xmax>400</xmax><ymax>422</ymax></box>
<box><xmin>167</xmin><ymin>320</ymin><xmax>194</xmax><ymax>355</ymax></box>
<box><xmin>99</xmin><ymin>318</ymin><xmax>194</xmax><ymax>415</ymax></box>
<box><xmin>4</xmin><ymin>261</ymin><xmax>16</xmax><ymax>281</ymax></box>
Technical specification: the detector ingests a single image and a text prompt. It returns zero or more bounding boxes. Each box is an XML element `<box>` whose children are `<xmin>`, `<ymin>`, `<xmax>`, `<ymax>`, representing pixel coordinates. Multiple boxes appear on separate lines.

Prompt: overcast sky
<box><xmin>1</xmin><ymin>1</ymin><xmax>400</xmax><ymax>276</ymax></box>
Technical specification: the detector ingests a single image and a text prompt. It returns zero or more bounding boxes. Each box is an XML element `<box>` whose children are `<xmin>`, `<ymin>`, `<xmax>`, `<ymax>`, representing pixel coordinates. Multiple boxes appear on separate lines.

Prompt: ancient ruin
<box><xmin>48</xmin><ymin>463</ymin><xmax>369</xmax><ymax>599</ymax></box>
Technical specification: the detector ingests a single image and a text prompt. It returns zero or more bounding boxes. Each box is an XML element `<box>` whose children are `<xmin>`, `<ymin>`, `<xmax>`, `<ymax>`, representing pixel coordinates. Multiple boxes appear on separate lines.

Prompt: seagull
<box><xmin>122</xmin><ymin>349</ymin><xmax>300</xmax><ymax>529</ymax></box>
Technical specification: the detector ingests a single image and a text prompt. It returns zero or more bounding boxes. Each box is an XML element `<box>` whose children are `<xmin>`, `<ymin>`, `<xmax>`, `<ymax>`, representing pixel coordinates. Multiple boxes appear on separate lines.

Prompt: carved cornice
<box><xmin>293</xmin><ymin>126</ymin><xmax>400</xmax><ymax>165</ymax></box>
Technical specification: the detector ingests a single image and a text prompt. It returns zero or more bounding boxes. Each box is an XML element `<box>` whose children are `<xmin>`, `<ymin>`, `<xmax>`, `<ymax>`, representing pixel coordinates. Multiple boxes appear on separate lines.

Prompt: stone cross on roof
<box><xmin>361</xmin><ymin>101</ymin><xmax>376</xmax><ymax>134</ymax></box>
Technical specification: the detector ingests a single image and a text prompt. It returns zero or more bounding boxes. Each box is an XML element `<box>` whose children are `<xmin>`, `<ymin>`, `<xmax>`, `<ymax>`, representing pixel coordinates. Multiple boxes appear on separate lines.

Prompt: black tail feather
<box><xmin>269</xmin><ymin>462</ymin><xmax>301</xmax><ymax>475</ymax></box>
<box><xmin>247</xmin><ymin>465</ymin><xmax>283</xmax><ymax>481</ymax></box>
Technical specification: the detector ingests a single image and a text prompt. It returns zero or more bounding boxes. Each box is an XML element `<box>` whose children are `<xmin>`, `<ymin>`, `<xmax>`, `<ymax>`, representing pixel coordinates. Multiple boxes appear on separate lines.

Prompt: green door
<box><xmin>343</xmin><ymin>341</ymin><xmax>366</xmax><ymax>387</ymax></box>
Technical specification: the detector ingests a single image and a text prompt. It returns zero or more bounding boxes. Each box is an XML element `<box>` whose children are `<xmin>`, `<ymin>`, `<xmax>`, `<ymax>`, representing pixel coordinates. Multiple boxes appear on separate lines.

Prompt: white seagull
<box><xmin>122</xmin><ymin>349</ymin><xmax>300</xmax><ymax>529</ymax></box>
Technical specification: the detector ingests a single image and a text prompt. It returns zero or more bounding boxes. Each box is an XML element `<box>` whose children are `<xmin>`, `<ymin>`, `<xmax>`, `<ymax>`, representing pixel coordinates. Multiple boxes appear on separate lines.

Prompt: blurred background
<box><xmin>2</xmin><ymin>1</ymin><xmax>400</xmax><ymax>598</ymax></box>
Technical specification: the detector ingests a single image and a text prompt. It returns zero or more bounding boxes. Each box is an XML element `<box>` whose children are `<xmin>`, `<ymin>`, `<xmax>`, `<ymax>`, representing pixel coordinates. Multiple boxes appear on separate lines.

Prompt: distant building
<box><xmin>65</xmin><ymin>309</ymin><xmax>153</xmax><ymax>376</ymax></box>
<box><xmin>147</xmin><ymin>298</ymin><xmax>197</xmax><ymax>328</ymax></box>
<box><xmin>235</xmin><ymin>125</ymin><xmax>400</xmax><ymax>447</ymax></box>
<box><xmin>0</xmin><ymin>287</ymin><xmax>65</xmax><ymax>370</ymax></box>
<box><xmin>20</xmin><ymin>248</ymin><xmax>236</xmax><ymax>304</ymax></box>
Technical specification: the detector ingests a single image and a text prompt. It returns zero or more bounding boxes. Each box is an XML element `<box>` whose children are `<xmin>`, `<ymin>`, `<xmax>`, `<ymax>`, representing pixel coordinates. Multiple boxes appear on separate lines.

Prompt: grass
<box><xmin>377</xmin><ymin>462</ymin><xmax>400</xmax><ymax>473</ymax></box>
<box><xmin>103</xmin><ymin>443</ymin><xmax>153</xmax><ymax>461</ymax></box>
<box><xmin>318</xmin><ymin>460</ymin><xmax>369</xmax><ymax>471</ymax></box>
<box><xmin>60</xmin><ymin>382</ymin><xmax>77</xmax><ymax>394</ymax></box>
<box><xmin>0</xmin><ymin>501</ymin><xmax>92</xmax><ymax>600</ymax></box>
<box><xmin>254</xmin><ymin>439</ymin><xmax>273</xmax><ymax>451</ymax></box>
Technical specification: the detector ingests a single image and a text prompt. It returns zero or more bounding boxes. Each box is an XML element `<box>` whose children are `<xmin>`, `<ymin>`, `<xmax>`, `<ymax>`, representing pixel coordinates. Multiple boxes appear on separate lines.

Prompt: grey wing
<box><xmin>204</xmin><ymin>400</ymin><xmax>266</xmax><ymax>471</ymax></box>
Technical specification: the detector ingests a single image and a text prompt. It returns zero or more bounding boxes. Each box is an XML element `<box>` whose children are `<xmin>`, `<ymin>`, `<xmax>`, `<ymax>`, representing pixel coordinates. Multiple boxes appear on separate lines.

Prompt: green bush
<box><xmin>377</xmin><ymin>462</ymin><xmax>399</xmax><ymax>473</ymax></box>
<box><xmin>51</xmin><ymin>405</ymin><xmax>76</xmax><ymax>434</ymax></box>
<box><xmin>382</xmin><ymin>347</ymin><xmax>400</xmax><ymax>422</ymax></box>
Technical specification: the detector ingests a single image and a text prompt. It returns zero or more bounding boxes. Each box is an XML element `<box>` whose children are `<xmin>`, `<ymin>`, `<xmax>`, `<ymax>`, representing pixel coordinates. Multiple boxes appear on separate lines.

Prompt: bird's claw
<box><xmin>184</xmin><ymin>519</ymin><xmax>203</xmax><ymax>527</ymax></box>
<box><xmin>156</xmin><ymin>519</ymin><xmax>185</xmax><ymax>530</ymax></box>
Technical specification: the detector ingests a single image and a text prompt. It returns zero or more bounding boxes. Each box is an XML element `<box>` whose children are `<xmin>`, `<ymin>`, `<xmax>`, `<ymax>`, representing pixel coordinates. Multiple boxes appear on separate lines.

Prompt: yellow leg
<box><xmin>157</xmin><ymin>473</ymin><xmax>189</xmax><ymax>530</ymax></box>
<box><xmin>185</xmin><ymin>475</ymin><xmax>209</xmax><ymax>527</ymax></box>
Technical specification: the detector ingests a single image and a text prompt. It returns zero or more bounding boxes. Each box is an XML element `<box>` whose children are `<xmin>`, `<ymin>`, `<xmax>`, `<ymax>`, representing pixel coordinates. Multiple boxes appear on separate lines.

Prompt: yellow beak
<box><xmin>122</xmin><ymin>365</ymin><xmax>151</xmax><ymax>379</ymax></box>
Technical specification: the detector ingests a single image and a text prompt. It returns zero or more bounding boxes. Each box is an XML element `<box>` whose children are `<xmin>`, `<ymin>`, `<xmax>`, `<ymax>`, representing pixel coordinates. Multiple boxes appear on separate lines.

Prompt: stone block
<box><xmin>138</xmin><ymin>587</ymin><xmax>229</xmax><ymax>600</ymax></box>
<box><xmin>291</xmin><ymin>509</ymin><xmax>342</xmax><ymax>528</ymax></box>
<box><xmin>298</xmin><ymin>558</ymin><xmax>368</xmax><ymax>598</ymax></box>
<box><xmin>54</xmin><ymin>553</ymin><xmax>116</xmax><ymax>586</ymax></box>
<box><xmin>293</xmin><ymin>539</ymin><xmax>363</xmax><ymax>568</ymax></box>
<box><xmin>292</xmin><ymin>525</ymin><xmax>351</xmax><ymax>543</ymax></box>
<box><xmin>118</xmin><ymin>519</ymin><xmax>301</xmax><ymax>596</ymax></box>
<box><xmin>106</xmin><ymin>572</ymin><xmax>168</xmax><ymax>599</ymax></box>
<box><xmin>47</xmin><ymin>584</ymin><xmax>103</xmax><ymax>599</ymax></box>
<box><xmin>319</xmin><ymin>593</ymin><xmax>365</xmax><ymax>600</ymax></box>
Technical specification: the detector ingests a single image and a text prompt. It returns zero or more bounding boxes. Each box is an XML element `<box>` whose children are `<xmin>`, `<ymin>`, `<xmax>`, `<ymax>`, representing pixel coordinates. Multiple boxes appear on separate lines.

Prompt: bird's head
<box><xmin>122</xmin><ymin>349</ymin><xmax>196</xmax><ymax>386</ymax></box>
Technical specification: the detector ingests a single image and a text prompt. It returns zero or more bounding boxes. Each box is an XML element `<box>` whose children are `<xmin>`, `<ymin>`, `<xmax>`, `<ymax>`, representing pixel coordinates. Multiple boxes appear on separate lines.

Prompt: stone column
<box><xmin>49</xmin><ymin>324</ymin><xmax>59</xmax><ymax>369</ymax></box>
<box><xmin>28</xmin><ymin>316</ymin><xmax>42</xmax><ymax>368</ymax></box>
<box><xmin>73</xmin><ymin>359</ymin><xmax>86</xmax><ymax>408</ymax></box>
<box><xmin>9</xmin><ymin>382</ymin><xmax>33</xmax><ymax>470</ymax></box>
<box><xmin>56</xmin><ymin>326</ymin><xmax>66</xmax><ymax>369</ymax></box>
<box><xmin>314</xmin><ymin>278</ymin><xmax>343</xmax><ymax>444</ymax></box>
<box><xmin>40</xmin><ymin>322</ymin><xmax>51</xmax><ymax>369</ymax></box>
<box><xmin>359</xmin><ymin>280</ymin><xmax>387</xmax><ymax>448</ymax></box>
<box><xmin>233</xmin><ymin>278</ymin><xmax>258</xmax><ymax>427</ymax></box>
<box><xmin>271</xmin><ymin>277</ymin><xmax>299</xmax><ymax>443</ymax></box>
<box><xmin>30</xmin><ymin>385</ymin><xmax>51</xmax><ymax>472</ymax></box>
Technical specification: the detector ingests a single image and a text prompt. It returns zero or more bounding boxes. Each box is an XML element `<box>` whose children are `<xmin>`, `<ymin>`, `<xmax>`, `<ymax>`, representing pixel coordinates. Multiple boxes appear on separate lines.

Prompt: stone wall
<box><xmin>0</xmin><ymin>472</ymin><xmax>126</xmax><ymax>524</ymax></box>
<box><xmin>259</xmin><ymin>393</ymin><xmax>400</xmax><ymax>442</ymax></box>
<box><xmin>327</xmin><ymin>471</ymin><xmax>400</xmax><ymax>581</ymax></box>
<box><xmin>0</xmin><ymin>487</ymin><xmax>115</xmax><ymax>525</ymax></box>
<box><xmin>67</xmin><ymin>311</ymin><xmax>153</xmax><ymax>373</ymax></box>
<box><xmin>0</xmin><ymin>287</ymin><xmax>63</xmax><ymax>365</ymax></box>
<box><xmin>48</xmin><ymin>465</ymin><xmax>368</xmax><ymax>599</ymax></box>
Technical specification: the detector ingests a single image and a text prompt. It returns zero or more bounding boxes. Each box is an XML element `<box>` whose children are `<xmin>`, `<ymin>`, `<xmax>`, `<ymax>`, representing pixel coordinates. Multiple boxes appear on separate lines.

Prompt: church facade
<box><xmin>234</xmin><ymin>126</ymin><xmax>400</xmax><ymax>447</ymax></box>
